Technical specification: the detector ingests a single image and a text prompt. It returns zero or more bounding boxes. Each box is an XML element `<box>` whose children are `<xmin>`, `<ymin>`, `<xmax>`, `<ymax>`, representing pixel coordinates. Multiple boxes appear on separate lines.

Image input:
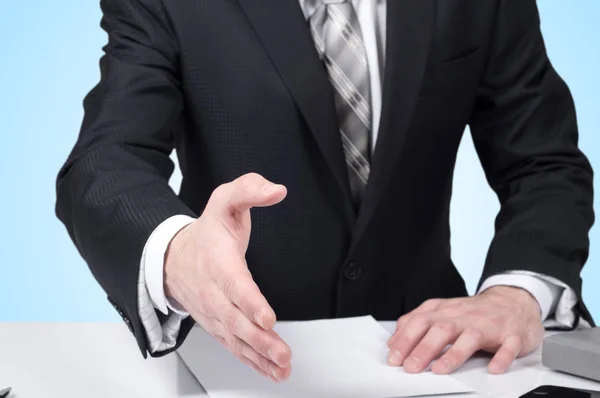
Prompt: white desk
<box><xmin>1</xmin><ymin>322</ymin><xmax>599</xmax><ymax>398</ymax></box>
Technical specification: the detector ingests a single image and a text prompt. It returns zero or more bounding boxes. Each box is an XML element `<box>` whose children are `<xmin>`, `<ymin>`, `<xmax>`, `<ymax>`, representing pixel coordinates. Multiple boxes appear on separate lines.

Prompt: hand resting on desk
<box><xmin>387</xmin><ymin>286</ymin><xmax>544</xmax><ymax>376</ymax></box>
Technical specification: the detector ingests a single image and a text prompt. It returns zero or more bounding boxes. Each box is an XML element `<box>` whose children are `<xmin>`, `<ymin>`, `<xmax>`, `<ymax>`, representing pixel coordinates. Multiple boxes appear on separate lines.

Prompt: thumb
<box><xmin>208</xmin><ymin>173</ymin><xmax>287</xmax><ymax>215</ymax></box>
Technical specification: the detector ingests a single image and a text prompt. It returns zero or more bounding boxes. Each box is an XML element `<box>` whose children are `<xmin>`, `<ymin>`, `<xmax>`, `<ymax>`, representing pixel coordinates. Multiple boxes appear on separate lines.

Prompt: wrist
<box><xmin>164</xmin><ymin>222</ymin><xmax>192</xmax><ymax>301</ymax></box>
<box><xmin>482</xmin><ymin>286</ymin><xmax>542</xmax><ymax>318</ymax></box>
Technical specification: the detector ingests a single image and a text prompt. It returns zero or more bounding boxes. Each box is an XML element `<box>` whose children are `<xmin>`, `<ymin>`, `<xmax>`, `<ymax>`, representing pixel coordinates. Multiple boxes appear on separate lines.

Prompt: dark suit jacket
<box><xmin>56</xmin><ymin>0</ymin><xmax>595</xmax><ymax>357</ymax></box>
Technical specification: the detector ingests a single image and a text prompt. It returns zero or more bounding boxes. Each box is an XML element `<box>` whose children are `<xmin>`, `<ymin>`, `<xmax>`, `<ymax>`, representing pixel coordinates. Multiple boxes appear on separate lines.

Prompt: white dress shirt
<box><xmin>137</xmin><ymin>0</ymin><xmax>581</xmax><ymax>354</ymax></box>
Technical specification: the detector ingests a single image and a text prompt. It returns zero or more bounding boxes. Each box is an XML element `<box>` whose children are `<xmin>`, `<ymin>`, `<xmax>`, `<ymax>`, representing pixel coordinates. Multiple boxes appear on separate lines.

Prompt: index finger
<box><xmin>221</xmin><ymin>272</ymin><xmax>277</xmax><ymax>330</ymax></box>
<box><xmin>390</xmin><ymin>299</ymin><xmax>444</xmax><ymax>346</ymax></box>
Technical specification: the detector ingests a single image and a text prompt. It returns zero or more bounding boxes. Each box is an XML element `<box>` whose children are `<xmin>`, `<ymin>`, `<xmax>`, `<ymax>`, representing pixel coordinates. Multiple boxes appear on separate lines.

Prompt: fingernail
<box><xmin>262</xmin><ymin>184</ymin><xmax>281</xmax><ymax>194</ymax></box>
<box><xmin>271</xmin><ymin>369</ymin><xmax>280</xmax><ymax>382</ymax></box>
<box><xmin>254</xmin><ymin>310</ymin><xmax>265</xmax><ymax>328</ymax></box>
<box><xmin>266</xmin><ymin>373</ymin><xmax>277</xmax><ymax>382</ymax></box>
<box><xmin>387</xmin><ymin>350</ymin><xmax>403</xmax><ymax>366</ymax></box>
<box><xmin>404</xmin><ymin>356</ymin><xmax>421</xmax><ymax>370</ymax></box>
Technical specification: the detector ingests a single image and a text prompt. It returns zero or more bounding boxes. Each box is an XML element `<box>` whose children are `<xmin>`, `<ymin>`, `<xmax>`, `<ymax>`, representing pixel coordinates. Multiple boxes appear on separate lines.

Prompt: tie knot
<box><xmin>321</xmin><ymin>0</ymin><xmax>348</xmax><ymax>4</ymax></box>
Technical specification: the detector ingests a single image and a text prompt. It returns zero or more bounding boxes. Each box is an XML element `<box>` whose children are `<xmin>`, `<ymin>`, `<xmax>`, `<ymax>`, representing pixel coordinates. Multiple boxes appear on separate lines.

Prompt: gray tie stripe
<box><xmin>310</xmin><ymin>18</ymin><xmax>371</xmax><ymax>126</ymax></box>
<box><xmin>340</xmin><ymin>131</ymin><xmax>370</xmax><ymax>184</ymax></box>
<box><xmin>310</xmin><ymin>0</ymin><xmax>372</xmax><ymax>207</ymax></box>
<box><xmin>325</xmin><ymin>6</ymin><xmax>368</xmax><ymax>67</ymax></box>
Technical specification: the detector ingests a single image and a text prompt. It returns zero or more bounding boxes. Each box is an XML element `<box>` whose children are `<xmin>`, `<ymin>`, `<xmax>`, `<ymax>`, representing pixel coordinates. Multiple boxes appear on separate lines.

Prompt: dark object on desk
<box><xmin>0</xmin><ymin>387</ymin><xmax>11</xmax><ymax>398</ymax></box>
<box><xmin>542</xmin><ymin>328</ymin><xmax>600</xmax><ymax>382</ymax></box>
<box><xmin>520</xmin><ymin>385</ymin><xmax>600</xmax><ymax>397</ymax></box>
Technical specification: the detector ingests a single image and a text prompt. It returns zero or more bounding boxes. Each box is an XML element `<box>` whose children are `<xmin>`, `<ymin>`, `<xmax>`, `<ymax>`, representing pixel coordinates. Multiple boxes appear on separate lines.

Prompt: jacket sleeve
<box><xmin>469</xmin><ymin>0</ymin><xmax>595</xmax><ymax>326</ymax></box>
<box><xmin>55</xmin><ymin>0</ymin><xmax>197</xmax><ymax>356</ymax></box>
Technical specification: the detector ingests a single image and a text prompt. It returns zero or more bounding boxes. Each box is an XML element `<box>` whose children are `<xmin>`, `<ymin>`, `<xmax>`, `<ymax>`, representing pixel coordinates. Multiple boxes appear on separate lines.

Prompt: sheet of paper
<box><xmin>179</xmin><ymin>316</ymin><xmax>474</xmax><ymax>397</ymax></box>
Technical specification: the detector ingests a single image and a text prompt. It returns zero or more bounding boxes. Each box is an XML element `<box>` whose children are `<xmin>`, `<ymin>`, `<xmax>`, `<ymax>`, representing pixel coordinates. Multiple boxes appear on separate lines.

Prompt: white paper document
<box><xmin>178</xmin><ymin>316</ymin><xmax>474</xmax><ymax>397</ymax></box>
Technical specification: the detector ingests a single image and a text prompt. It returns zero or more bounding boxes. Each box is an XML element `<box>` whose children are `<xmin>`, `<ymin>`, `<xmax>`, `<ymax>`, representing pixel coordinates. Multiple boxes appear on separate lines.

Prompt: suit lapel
<box><xmin>350</xmin><ymin>0</ymin><xmax>436</xmax><ymax>251</ymax></box>
<box><xmin>236</xmin><ymin>0</ymin><xmax>356</xmax><ymax>223</ymax></box>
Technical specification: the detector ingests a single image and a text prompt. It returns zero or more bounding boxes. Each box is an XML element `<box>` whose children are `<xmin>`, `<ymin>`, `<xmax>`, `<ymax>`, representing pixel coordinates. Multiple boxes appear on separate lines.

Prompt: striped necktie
<box><xmin>309</xmin><ymin>0</ymin><xmax>372</xmax><ymax>209</ymax></box>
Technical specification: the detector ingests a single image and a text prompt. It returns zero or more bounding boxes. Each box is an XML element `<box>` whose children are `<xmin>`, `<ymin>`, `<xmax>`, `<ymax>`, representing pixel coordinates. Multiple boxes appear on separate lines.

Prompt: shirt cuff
<box><xmin>478</xmin><ymin>271</ymin><xmax>586</xmax><ymax>329</ymax></box>
<box><xmin>479</xmin><ymin>273</ymin><xmax>558</xmax><ymax>321</ymax></box>
<box><xmin>144</xmin><ymin>215</ymin><xmax>195</xmax><ymax>315</ymax></box>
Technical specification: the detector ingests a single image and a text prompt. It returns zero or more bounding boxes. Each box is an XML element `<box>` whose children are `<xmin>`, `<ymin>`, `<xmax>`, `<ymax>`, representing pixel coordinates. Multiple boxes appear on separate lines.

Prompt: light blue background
<box><xmin>0</xmin><ymin>1</ymin><xmax>598</xmax><ymax>322</ymax></box>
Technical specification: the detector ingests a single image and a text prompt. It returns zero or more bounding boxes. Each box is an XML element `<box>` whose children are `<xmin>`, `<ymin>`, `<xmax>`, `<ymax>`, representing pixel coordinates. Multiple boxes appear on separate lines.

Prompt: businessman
<box><xmin>56</xmin><ymin>0</ymin><xmax>594</xmax><ymax>381</ymax></box>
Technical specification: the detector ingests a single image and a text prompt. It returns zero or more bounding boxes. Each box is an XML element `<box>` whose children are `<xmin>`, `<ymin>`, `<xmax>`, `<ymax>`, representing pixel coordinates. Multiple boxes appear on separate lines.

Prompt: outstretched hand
<box><xmin>164</xmin><ymin>173</ymin><xmax>292</xmax><ymax>382</ymax></box>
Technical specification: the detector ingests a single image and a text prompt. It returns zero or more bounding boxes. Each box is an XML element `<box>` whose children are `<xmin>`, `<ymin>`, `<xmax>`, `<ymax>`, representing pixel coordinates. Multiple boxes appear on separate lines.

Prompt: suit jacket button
<box><xmin>344</xmin><ymin>262</ymin><xmax>362</xmax><ymax>280</ymax></box>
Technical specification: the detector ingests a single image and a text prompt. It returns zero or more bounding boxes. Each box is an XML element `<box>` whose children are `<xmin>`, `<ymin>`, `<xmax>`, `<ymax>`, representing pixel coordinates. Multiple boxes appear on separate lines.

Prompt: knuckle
<box><xmin>253</xmin><ymin>352</ymin><xmax>270</xmax><ymax>369</ymax></box>
<box><xmin>402</xmin><ymin>317</ymin><xmax>429</xmax><ymax>340</ymax></box>
<box><xmin>224</xmin><ymin>312</ymin><xmax>240</xmax><ymax>333</ymax></box>
<box><xmin>213</xmin><ymin>320</ymin><xmax>227</xmax><ymax>337</ymax></box>
<box><xmin>243</xmin><ymin>172</ymin><xmax>263</xmax><ymax>181</ymax></box>
<box><xmin>423</xmin><ymin>299</ymin><xmax>440</xmax><ymax>308</ymax></box>
<box><xmin>525</xmin><ymin>325</ymin><xmax>544</xmax><ymax>347</ymax></box>
<box><xmin>249</xmin><ymin>330</ymin><xmax>269</xmax><ymax>353</ymax></box>
<box><xmin>196</xmin><ymin>289</ymin><xmax>219</xmax><ymax>316</ymax></box>
<box><xmin>411</xmin><ymin>313</ymin><xmax>431</xmax><ymax>326</ymax></box>
<box><xmin>223</xmin><ymin>333</ymin><xmax>236</xmax><ymax>351</ymax></box>
<box><xmin>222</xmin><ymin>276</ymin><xmax>240</xmax><ymax>299</ymax></box>
<box><xmin>388</xmin><ymin>336</ymin><xmax>404</xmax><ymax>351</ymax></box>
<box><xmin>415</xmin><ymin>342</ymin><xmax>434</xmax><ymax>355</ymax></box>
<box><xmin>226</xmin><ymin>278</ymin><xmax>256</xmax><ymax>308</ymax></box>
<box><xmin>463</xmin><ymin>328</ymin><xmax>484</xmax><ymax>343</ymax></box>
<box><xmin>432</xmin><ymin>320</ymin><xmax>456</xmax><ymax>335</ymax></box>
<box><xmin>210</xmin><ymin>184</ymin><xmax>230</xmax><ymax>204</ymax></box>
<box><xmin>489</xmin><ymin>313</ymin><xmax>507</xmax><ymax>328</ymax></box>
<box><xmin>442</xmin><ymin>304</ymin><xmax>467</xmax><ymax>318</ymax></box>
<box><xmin>196</xmin><ymin>286</ymin><xmax>214</xmax><ymax>305</ymax></box>
<box><xmin>395</xmin><ymin>316</ymin><xmax>408</xmax><ymax>331</ymax></box>
<box><xmin>230</xmin><ymin>337</ymin><xmax>245</xmax><ymax>355</ymax></box>
<box><xmin>238</xmin><ymin>173</ymin><xmax>264</xmax><ymax>190</ymax></box>
<box><xmin>506</xmin><ymin>334</ymin><xmax>524</xmax><ymax>351</ymax></box>
<box><xmin>236</xmin><ymin>278</ymin><xmax>254</xmax><ymax>299</ymax></box>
